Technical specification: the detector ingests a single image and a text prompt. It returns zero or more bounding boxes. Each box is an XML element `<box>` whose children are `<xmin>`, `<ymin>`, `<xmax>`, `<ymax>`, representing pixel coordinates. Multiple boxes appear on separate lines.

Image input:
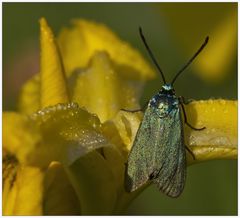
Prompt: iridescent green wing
<box><xmin>125</xmin><ymin>105</ymin><xmax>158</xmax><ymax>192</ymax></box>
<box><xmin>152</xmin><ymin>106</ymin><xmax>186</xmax><ymax>197</ymax></box>
<box><xmin>125</xmin><ymin>103</ymin><xmax>186</xmax><ymax>197</ymax></box>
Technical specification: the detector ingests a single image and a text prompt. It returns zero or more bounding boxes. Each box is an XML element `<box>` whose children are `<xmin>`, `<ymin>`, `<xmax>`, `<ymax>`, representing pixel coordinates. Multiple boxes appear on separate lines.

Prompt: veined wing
<box><xmin>153</xmin><ymin>109</ymin><xmax>186</xmax><ymax>197</ymax></box>
<box><xmin>125</xmin><ymin>103</ymin><xmax>186</xmax><ymax>197</ymax></box>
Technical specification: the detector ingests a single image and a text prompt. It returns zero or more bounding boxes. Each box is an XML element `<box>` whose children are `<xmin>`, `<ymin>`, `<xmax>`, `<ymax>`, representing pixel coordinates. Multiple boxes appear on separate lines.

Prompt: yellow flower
<box><xmin>3</xmin><ymin>18</ymin><xmax>237</xmax><ymax>215</ymax></box>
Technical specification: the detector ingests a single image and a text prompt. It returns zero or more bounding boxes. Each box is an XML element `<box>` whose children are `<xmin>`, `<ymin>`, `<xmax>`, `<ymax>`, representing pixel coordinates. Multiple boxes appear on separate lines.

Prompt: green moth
<box><xmin>125</xmin><ymin>28</ymin><xmax>208</xmax><ymax>197</ymax></box>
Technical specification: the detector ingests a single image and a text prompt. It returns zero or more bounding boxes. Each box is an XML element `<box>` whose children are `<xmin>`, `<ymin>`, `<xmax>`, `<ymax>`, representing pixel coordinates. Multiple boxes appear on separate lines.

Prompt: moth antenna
<box><xmin>171</xmin><ymin>36</ymin><xmax>209</xmax><ymax>85</ymax></box>
<box><xmin>139</xmin><ymin>27</ymin><xmax>166</xmax><ymax>84</ymax></box>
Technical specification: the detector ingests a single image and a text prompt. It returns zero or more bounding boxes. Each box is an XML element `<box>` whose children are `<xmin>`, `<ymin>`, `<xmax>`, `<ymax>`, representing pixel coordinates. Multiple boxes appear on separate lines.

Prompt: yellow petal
<box><xmin>3</xmin><ymin>152</ymin><xmax>18</xmax><ymax>215</ymax></box>
<box><xmin>18</xmin><ymin>75</ymin><xmax>40</xmax><ymax>114</ymax></box>
<box><xmin>3</xmin><ymin>103</ymin><xmax>110</xmax><ymax>168</ymax></box>
<box><xmin>72</xmin><ymin>52</ymin><xmax>144</xmax><ymax>122</ymax></box>
<box><xmin>3</xmin><ymin>112</ymin><xmax>42</xmax><ymax>165</ymax></box>
<box><xmin>98</xmin><ymin>146</ymin><xmax>143</xmax><ymax>214</ymax></box>
<box><xmin>108</xmin><ymin>110</ymin><xmax>143</xmax><ymax>151</ymax></box>
<box><xmin>39</xmin><ymin>17</ymin><xmax>69</xmax><ymax>108</ymax></box>
<box><xmin>65</xmin><ymin>150</ymin><xmax>118</xmax><ymax>215</ymax></box>
<box><xmin>3</xmin><ymin>153</ymin><xmax>44</xmax><ymax>215</ymax></box>
<box><xmin>184</xmin><ymin>99</ymin><xmax>237</xmax><ymax>164</ymax></box>
<box><xmin>12</xmin><ymin>167</ymin><xmax>44</xmax><ymax>215</ymax></box>
<box><xmin>44</xmin><ymin>161</ymin><xmax>80</xmax><ymax>215</ymax></box>
<box><xmin>58</xmin><ymin>19</ymin><xmax>155</xmax><ymax>80</ymax></box>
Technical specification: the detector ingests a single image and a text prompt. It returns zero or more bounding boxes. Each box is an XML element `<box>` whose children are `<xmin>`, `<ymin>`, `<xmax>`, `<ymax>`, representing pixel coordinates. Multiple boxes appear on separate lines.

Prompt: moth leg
<box><xmin>185</xmin><ymin>145</ymin><xmax>195</xmax><ymax>160</ymax></box>
<box><xmin>179</xmin><ymin>102</ymin><xmax>206</xmax><ymax>131</ymax></box>
<box><xmin>121</xmin><ymin>101</ymin><xmax>148</xmax><ymax>113</ymax></box>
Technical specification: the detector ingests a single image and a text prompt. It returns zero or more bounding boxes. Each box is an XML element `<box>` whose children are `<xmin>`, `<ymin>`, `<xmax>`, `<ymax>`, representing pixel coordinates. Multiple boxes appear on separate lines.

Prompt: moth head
<box><xmin>161</xmin><ymin>84</ymin><xmax>175</xmax><ymax>95</ymax></box>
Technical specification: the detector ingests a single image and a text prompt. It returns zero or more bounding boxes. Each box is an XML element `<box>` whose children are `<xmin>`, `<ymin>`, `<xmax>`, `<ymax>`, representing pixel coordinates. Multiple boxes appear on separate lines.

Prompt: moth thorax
<box><xmin>158</xmin><ymin>101</ymin><xmax>170</xmax><ymax>117</ymax></box>
<box><xmin>158</xmin><ymin>102</ymin><xmax>168</xmax><ymax>110</ymax></box>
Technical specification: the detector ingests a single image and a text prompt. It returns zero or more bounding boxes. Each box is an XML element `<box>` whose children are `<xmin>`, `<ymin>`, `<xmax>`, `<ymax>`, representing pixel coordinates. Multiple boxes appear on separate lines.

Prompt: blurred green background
<box><xmin>3</xmin><ymin>3</ymin><xmax>237</xmax><ymax>215</ymax></box>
